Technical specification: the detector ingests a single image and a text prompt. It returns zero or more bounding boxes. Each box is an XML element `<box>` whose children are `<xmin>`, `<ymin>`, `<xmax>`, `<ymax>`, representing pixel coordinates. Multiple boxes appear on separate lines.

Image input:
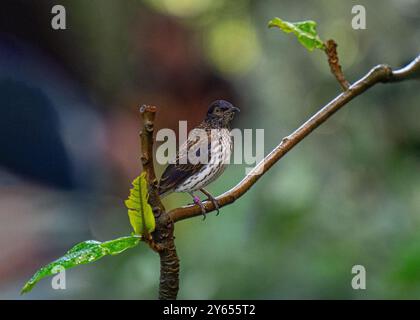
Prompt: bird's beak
<box><xmin>232</xmin><ymin>106</ymin><xmax>240</xmax><ymax>113</ymax></box>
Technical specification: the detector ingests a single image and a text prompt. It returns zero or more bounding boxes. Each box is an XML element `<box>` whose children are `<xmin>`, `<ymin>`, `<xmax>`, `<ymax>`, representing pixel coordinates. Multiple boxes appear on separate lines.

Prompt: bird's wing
<box><xmin>158</xmin><ymin>128</ymin><xmax>211</xmax><ymax>195</ymax></box>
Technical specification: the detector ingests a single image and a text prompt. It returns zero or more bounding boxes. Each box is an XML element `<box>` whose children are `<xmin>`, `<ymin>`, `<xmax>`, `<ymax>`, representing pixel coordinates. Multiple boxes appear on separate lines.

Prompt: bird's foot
<box><xmin>207</xmin><ymin>196</ymin><xmax>220</xmax><ymax>216</ymax></box>
<box><xmin>192</xmin><ymin>195</ymin><xmax>207</xmax><ymax>220</ymax></box>
<box><xmin>199</xmin><ymin>188</ymin><xmax>220</xmax><ymax>216</ymax></box>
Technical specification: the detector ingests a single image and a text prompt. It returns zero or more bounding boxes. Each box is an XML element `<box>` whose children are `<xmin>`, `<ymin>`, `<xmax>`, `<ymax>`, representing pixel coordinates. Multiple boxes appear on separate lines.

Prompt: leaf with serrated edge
<box><xmin>268</xmin><ymin>17</ymin><xmax>325</xmax><ymax>51</ymax></box>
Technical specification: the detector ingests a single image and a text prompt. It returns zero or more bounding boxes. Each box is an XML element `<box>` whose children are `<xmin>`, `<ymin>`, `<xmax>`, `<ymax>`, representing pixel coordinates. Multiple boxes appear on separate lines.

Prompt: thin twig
<box><xmin>389</xmin><ymin>55</ymin><xmax>420</xmax><ymax>81</ymax></box>
<box><xmin>168</xmin><ymin>54</ymin><xmax>420</xmax><ymax>223</ymax></box>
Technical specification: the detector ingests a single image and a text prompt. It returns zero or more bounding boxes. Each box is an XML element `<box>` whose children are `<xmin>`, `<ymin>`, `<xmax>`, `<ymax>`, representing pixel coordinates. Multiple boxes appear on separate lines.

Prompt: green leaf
<box><xmin>125</xmin><ymin>172</ymin><xmax>155</xmax><ymax>235</ymax></box>
<box><xmin>268</xmin><ymin>17</ymin><xmax>325</xmax><ymax>51</ymax></box>
<box><xmin>21</xmin><ymin>235</ymin><xmax>140</xmax><ymax>294</ymax></box>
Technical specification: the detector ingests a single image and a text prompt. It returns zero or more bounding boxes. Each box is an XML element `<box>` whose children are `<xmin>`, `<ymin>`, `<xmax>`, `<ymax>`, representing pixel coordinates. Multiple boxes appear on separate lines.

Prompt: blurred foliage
<box><xmin>1</xmin><ymin>0</ymin><xmax>419</xmax><ymax>300</ymax></box>
<box><xmin>205</xmin><ymin>18</ymin><xmax>261</xmax><ymax>75</ymax></box>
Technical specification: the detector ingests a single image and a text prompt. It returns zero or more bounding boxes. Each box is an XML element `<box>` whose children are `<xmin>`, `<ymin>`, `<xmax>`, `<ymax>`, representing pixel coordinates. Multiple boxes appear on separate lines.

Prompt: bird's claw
<box><xmin>199</xmin><ymin>188</ymin><xmax>220</xmax><ymax>216</ymax></box>
<box><xmin>209</xmin><ymin>198</ymin><xmax>220</xmax><ymax>216</ymax></box>
<box><xmin>193</xmin><ymin>196</ymin><xmax>207</xmax><ymax>220</ymax></box>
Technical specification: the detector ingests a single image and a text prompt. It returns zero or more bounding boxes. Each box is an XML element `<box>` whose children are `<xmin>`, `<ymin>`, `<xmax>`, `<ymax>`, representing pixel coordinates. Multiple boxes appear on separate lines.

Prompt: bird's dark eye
<box><xmin>214</xmin><ymin>107</ymin><xmax>221</xmax><ymax>113</ymax></box>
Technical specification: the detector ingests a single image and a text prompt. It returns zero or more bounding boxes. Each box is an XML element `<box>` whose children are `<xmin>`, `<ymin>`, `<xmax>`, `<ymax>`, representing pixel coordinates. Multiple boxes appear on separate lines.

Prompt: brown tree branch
<box><xmin>168</xmin><ymin>54</ymin><xmax>420</xmax><ymax>223</ymax></box>
<box><xmin>139</xmin><ymin>105</ymin><xmax>166</xmax><ymax>222</ymax></box>
<box><xmin>390</xmin><ymin>55</ymin><xmax>420</xmax><ymax>81</ymax></box>
<box><xmin>139</xmin><ymin>105</ymin><xmax>179</xmax><ymax>300</ymax></box>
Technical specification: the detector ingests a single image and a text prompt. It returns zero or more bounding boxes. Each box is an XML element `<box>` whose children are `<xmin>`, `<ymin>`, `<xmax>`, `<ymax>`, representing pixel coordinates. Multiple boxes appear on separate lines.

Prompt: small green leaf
<box><xmin>21</xmin><ymin>235</ymin><xmax>140</xmax><ymax>294</ymax></box>
<box><xmin>125</xmin><ymin>172</ymin><xmax>155</xmax><ymax>235</ymax></box>
<box><xmin>268</xmin><ymin>17</ymin><xmax>325</xmax><ymax>51</ymax></box>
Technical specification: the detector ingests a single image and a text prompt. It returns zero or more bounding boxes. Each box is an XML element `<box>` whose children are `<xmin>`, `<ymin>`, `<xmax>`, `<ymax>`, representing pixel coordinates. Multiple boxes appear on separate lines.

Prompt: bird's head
<box><xmin>205</xmin><ymin>100</ymin><xmax>240</xmax><ymax>128</ymax></box>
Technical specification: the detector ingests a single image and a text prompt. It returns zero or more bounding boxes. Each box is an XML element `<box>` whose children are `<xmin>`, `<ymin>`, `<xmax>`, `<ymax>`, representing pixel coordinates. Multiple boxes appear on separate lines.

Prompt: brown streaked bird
<box><xmin>158</xmin><ymin>100</ymin><xmax>240</xmax><ymax>219</ymax></box>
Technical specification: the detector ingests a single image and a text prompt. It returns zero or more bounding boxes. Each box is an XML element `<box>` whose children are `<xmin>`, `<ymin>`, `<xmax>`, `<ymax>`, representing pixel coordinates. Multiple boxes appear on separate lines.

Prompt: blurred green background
<box><xmin>0</xmin><ymin>0</ymin><xmax>419</xmax><ymax>299</ymax></box>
